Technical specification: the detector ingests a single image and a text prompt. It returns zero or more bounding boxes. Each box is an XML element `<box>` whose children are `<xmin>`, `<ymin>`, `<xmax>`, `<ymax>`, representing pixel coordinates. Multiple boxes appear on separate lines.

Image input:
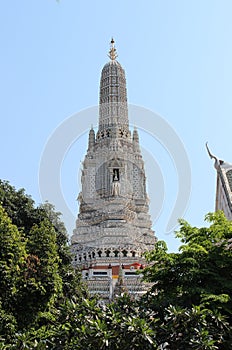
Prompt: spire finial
<box><xmin>206</xmin><ymin>142</ymin><xmax>220</xmax><ymax>169</ymax></box>
<box><xmin>108</xmin><ymin>38</ymin><xmax>118</xmax><ymax>61</ymax></box>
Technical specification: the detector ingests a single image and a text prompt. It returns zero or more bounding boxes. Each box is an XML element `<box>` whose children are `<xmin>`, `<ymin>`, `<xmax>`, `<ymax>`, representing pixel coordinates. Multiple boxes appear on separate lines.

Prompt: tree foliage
<box><xmin>0</xmin><ymin>181</ymin><xmax>85</xmax><ymax>333</ymax></box>
<box><xmin>0</xmin><ymin>205</ymin><xmax>26</xmax><ymax>316</ymax></box>
<box><xmin>0</xmin><ymin>180</ymin><xmax>231</xmax><ymax>349</ymax></box>
<box><xmin>143</xmin><ymin>211</ymin><xmax>232</xmax><ymax>348</ymax></box>
<box><xmin>0</xmin><ymin>180</ymin><xmax>44</xmax><ymax>234</ymax></box>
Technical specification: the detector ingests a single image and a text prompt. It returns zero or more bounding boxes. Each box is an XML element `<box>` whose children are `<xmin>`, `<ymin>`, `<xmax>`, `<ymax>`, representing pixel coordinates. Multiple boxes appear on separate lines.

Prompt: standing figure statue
<box><xmin>112</xmin><ymin>169</ymin><xmax>120</xmax><ymax>196</ymax></box>
<box><xmin>112</xmin><ymin>181</ymin><xmax>120</xmax><ymax>196</ymax></box>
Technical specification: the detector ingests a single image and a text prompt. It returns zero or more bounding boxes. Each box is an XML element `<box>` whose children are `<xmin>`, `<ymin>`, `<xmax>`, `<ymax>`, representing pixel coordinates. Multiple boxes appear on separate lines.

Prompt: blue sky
<box><xmin>1</xmin><ymin>1</ymin><xmax>232</xmax><ymax>251</ymax></box>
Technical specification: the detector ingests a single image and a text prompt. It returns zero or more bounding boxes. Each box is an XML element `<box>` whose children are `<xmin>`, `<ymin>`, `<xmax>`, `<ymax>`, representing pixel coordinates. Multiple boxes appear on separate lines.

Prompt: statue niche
<box><xmin>112</xmin><ymin>168</ymin><xmax>120</xmax><ymax>196</ymax></box>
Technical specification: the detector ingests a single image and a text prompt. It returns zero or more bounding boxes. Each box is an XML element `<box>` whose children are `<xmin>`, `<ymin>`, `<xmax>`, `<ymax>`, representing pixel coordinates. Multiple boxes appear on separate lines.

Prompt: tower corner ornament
<box><xmin>71</xmin><ymin>40</ymin><xmax>157</xmax><ymax>300</ymax></box>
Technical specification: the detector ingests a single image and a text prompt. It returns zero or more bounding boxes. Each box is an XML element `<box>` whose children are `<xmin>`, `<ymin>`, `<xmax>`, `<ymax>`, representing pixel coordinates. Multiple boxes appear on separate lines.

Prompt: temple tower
<box><xmin>207</xmin><ymin>144</ymin><xmax>232</xmax><ymax>220</ymax></box>
<box><xmin>71</xmin><ymin>39</ymin><xmax>157</xmax><ymax>300</ymax></box>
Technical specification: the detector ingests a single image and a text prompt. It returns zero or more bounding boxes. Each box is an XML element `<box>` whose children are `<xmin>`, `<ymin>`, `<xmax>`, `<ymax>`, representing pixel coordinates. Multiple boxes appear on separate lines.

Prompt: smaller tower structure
<box><xmin>206</xmin><ymin>143</ymin><xmax>232</xmax><ymax>220</ymax></box>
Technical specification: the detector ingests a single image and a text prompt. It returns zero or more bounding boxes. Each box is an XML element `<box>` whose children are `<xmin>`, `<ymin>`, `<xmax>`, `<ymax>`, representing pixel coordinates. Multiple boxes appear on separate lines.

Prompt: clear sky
<box><xmin>1</xmin><ymin>1</ymin><xmax>232</xmax><ymax>251</ymax></box>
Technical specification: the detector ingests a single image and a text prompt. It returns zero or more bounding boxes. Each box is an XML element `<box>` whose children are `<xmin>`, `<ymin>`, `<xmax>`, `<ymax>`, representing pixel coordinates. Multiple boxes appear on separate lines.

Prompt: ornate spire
<box><xmin>88</xmin><ymin>127</ymin><xmax>95</xmax><ymax>151</ymax></box>
<box><xmin>133</xmin><ymin>127</ymin><xmax>141</xmax><ymax>153</ymax></box>
<box><xmin>98</xmin><ymin>39</ymin><xmax>129</xmax><ymax>135</ymax></box>
<box><xmin>133</xmin><ymin>127</ymin><xmax>139</xmax><ymax>143</ymax></box>
<box><xmin>108</xmin><ymin>38</ymin><xmax>118</xmax><ymax>61</ymax></box>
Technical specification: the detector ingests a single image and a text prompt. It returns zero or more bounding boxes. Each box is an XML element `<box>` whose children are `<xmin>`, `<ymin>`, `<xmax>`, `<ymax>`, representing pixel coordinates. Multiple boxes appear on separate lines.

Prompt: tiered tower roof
<box><xmin>98</xmin><ymin>39</ymin><xmax>129</xmax><ymax>135</ymax></box>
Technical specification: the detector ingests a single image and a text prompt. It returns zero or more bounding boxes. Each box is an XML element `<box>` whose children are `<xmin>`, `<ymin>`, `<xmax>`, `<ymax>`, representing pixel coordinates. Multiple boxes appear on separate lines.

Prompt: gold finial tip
<box><xmin>108</xmin><ymin>38</ymin><xmax>118</xmax><ymax>60</ymax></box>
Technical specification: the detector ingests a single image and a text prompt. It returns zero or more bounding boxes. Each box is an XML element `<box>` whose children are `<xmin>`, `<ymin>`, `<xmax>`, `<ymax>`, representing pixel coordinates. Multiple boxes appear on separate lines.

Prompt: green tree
<box><xmin>0</xmin><ymin>182</ymin><xmax>87</xmax><ymax>345</ymax></box>
<box><xmin>143</xmin><ymin>211</ymin><xmax>232</xmax><ymax>348</ymax></box>
<box><xmin>0</xmin><ymin>205</ymin><xmax>26</xmax><ymax>313</ymax></box>
<box><xmin>144</xmin><ymin>212</ymin><xmax>232</xmax><ymax>314</ymax></box>
<box><xmin>18</xmin><ymin>219</ymin><xmax>63</xmax><ymax>326</ymax></box>
<box><xmin>13</xmin><ymin>295</ymin><xmax>158</xmax><ymax>350</ymax></box>
<box><xmin>0</xmin><ymin>180</ymin><xmax>45</xmax><ymax>234</ymax></box>
<box><xmin>0</xmin><ymin>181</ymin><xmax>84</xmax><ymax>301</ymax></box>
<box><xmin>39</xmin><ymin>202</ymin><xmax>83</xmax><ymax>299</ymax></box>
